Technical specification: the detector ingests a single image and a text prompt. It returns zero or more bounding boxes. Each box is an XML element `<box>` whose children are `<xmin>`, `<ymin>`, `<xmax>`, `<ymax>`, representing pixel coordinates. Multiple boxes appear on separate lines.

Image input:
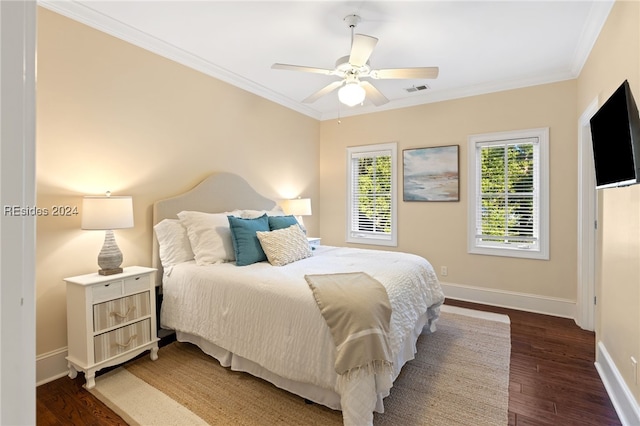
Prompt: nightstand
<box><xmin>65</xmin><ymin>266</ymin><xmax>159</xmax><ymax>389</ymax></box>
<box><xmin>307</xmin><ymin>237</ymin><xmax>321</xmax><ymax>249</ymax></box>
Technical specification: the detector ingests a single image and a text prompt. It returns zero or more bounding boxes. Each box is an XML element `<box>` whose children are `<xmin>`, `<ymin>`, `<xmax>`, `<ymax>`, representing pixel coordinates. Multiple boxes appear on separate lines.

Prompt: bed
<box><xmin>152</xmin><ymin>173</ymin><xmax>444</xmax><ymax>425</ymax></box>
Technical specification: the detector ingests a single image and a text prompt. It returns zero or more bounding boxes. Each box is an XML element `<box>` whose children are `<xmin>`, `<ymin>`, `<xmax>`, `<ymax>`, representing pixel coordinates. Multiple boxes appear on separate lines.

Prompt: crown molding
<box><xmin>37</xmin><ymin>0</ymin><xmax>323</xmax><ymax>120</ymax></box>
<box><xmin>38</xmin><ymin>0</ymin><xmax>612</xmax><ymax>123</ymax></box>
<box><xmin>321</xmin><ymin>70</ymin><xmax>576</xmax><ymax>121</ymax></box>
<box><xmin>570</xmin><ymin>0</ymin><xmax>615</xmax><ymax>76</ymax></box>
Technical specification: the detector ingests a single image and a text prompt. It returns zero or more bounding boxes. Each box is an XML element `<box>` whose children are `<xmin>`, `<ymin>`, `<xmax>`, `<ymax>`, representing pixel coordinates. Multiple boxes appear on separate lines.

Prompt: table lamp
<box><xmin>282</xmin><ymin>198</ymin><xmax>312</xmax><ymax>234</ymax></box>
<box><xmin>81</xmin><ymin>192</ymin><xmax>134</xmax><ymax>275</ymax></box>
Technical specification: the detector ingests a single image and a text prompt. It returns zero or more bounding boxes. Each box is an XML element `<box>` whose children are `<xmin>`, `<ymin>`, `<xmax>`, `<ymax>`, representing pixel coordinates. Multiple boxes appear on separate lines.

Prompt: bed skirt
<box><xmin>173</xmin><ymin>305</ymin><xmax>439</xmax><ymax>415</ymax></box>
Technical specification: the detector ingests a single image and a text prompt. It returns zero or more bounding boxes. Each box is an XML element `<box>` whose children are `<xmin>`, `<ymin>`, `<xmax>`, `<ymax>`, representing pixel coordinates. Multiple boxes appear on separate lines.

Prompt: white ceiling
<box><xmin>40</xmin><ymin>1</ymin><xmax>614</xmax><ymax>121</ymax></box>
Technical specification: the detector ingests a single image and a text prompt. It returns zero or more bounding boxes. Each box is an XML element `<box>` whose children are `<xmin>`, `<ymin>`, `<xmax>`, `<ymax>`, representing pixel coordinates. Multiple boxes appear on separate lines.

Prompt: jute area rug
<box><xmin>90</xmin><ymin>305</ymin><xmax>510</xmax><ymax>425</ymax></box>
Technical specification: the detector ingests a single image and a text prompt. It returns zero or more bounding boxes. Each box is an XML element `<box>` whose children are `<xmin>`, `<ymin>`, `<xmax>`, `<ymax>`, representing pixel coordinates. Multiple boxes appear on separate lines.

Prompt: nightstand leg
<box><xmin>85</xmin><ymin>371</ymin><xmax>96</xmax><ymax>389</ymax></box>
<box><xmin>150</xmin><ymin>345</ymin><xmax>159</xmax><ymax>361</ymax></box>
<box><xmin>67</xmin><ymin>363</ymin><xmax>78</xmax><ymax>379</ymax></box>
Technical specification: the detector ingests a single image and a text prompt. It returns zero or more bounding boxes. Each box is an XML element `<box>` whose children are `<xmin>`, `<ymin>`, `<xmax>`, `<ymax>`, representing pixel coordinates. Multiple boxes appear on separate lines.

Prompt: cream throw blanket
<box><xmin>304</xmin><ymin>272</ymin><xmax>393</xmax><ymax>378</ymax></box>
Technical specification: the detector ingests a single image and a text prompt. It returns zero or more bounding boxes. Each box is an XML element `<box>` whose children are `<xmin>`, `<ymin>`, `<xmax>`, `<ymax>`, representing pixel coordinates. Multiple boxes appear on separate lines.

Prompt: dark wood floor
<box><xmin>447</xmin><ymin>300</ymin><xmax>620</xmax><ymax>426</ymax></box>
<box><xmin>37</xmin><ymin>300</ymin><xmax>621</xmax><ymax>426</ymax></box>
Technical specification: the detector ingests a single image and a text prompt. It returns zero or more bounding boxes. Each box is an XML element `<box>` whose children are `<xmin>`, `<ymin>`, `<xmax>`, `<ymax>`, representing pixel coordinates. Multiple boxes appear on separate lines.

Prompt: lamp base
<box><xmin>295</xmin><ymin>215</ymin><xmax>307</xmax><ymax>235</ymax></box>
<box><xmin>96</xmin><ymin>230</ymin><xmax>124</xmax><ymax>275</ymax></box>
<box><xmin>98</xmin><ymin>267</ymin><xmax>123</xmax><ymax>276</ymax></box>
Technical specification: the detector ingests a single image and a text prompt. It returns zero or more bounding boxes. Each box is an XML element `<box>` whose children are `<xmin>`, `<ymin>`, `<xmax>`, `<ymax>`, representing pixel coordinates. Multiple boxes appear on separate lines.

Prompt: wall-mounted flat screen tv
<box><xmin>590</xmin><ymin>80</ymin><xmax>640</xmax><ymax>189</ymax></box>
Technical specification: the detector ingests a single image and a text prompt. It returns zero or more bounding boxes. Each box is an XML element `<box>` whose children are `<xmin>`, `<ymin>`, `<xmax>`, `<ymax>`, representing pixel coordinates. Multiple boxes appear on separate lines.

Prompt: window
<box><xmin>467</xmin><ymin>128</ymin><xmax>549</xmax><ymax>259</ymax></box>
<box><xmin>347</xmin><ymin>143</ymin><xmax>397</xmax><ymax>246</ymax></box>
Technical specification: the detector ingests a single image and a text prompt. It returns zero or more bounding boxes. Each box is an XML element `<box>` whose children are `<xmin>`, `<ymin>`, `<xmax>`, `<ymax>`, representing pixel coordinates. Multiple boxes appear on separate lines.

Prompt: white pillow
<box><xmin>153</xmin><ymin>219</ymin><xmax>194</xmax><ymax>267</ymax></box>
<box><xmin>256</xmin><ymin>224</ymin><xmax>312</xmax><ymax>266</ymax></box>
<box><xmin>177</xmin><ymin>211</ymin><xmax>239</xmax><ymax>265</ymax></box>
<box><xmin>241</xmin><ymin>207</ymin><xmax>285</xmax><ymax>219</ymax></box>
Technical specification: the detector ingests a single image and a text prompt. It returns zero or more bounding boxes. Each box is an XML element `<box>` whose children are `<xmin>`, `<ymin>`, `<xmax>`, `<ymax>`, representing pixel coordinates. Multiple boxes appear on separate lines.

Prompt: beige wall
<box><xmin>36</xmin><ymin>4</ymin><xmax>640</xmax><ymax>411</ymax></box>
<box><xmin>35</xmin><ymin>8</ymin><xmax>320</xmax><ymax>355</ymax></box>
<box><xmin>577</xmin><ymin>0</ymin><xmax>640</xmax><ymax>405</ymax></box>
<box><xmin>319</xmin><ymin>81</ymin><xmax>578</xmax><ymax>300</ymax></box>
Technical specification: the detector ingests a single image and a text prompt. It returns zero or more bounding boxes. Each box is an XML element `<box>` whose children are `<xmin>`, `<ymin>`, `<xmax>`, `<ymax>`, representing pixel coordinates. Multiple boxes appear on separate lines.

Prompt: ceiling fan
<box><xmin>271</xmin><ymin>14</ymin><xmax>439</xmax><ymax>107</ymax></box>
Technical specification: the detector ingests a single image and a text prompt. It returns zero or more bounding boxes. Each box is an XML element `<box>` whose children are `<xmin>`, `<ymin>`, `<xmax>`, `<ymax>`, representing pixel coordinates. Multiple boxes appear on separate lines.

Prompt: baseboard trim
<box><xmin>440</xmin><ymin>281</ymin><xmax>576</xmax><ymax>319</ymax></box>
<box><xmin>36</xmin><ymin>347</ymin><xmax>69</xmax><ymax>386</ymax></box>
<box><xmin>595</xmin><ymin>341</ymin><xmax>640</xmax><ymax>426</ymax></box>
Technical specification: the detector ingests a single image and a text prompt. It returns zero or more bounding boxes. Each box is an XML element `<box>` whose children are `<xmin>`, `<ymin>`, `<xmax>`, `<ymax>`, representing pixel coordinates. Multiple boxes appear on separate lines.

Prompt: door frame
<box><xmin>0</xmin><ymin>1</ymin><xmax>37</xmax><ymax>423</ymax></box>
<box><xmin>576</xmin><ymin>97</ymin><xmax>599</xmax><ymax>331</ymax></box>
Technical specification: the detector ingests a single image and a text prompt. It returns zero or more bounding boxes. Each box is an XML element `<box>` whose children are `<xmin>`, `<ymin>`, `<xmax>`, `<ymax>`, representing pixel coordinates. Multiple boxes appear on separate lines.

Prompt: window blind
<box><xmin>475</xmin><ymin>137</ymin><xmax>539</xmax><ymax>249</ymax></box>
<box><xmin>348</xmin><ymin>148</ymin><xmax>393</xmax><ymax>241</ymax></box>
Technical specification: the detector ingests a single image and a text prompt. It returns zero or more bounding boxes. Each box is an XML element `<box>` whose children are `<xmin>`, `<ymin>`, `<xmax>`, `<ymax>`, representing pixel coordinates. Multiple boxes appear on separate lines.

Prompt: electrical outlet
<box><xmin>441</xmin><ymin>266</ymin><xmax>448</xmax><ymax>277</ymax></box>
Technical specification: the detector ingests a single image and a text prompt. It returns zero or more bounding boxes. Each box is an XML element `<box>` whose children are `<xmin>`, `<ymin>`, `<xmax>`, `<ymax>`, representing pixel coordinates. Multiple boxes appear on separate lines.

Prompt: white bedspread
<box><xmin>161</xmin><ymin>245</ymin><xmax>444</xmax><ymax>425</ymax></box>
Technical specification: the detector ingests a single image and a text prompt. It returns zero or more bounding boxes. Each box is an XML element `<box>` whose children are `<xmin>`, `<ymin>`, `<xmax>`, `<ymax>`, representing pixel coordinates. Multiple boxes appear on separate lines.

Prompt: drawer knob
<box><xmin>109</xmin><ymin>306</ymin><xmax>136</xmax><ymax>320</ymax></box>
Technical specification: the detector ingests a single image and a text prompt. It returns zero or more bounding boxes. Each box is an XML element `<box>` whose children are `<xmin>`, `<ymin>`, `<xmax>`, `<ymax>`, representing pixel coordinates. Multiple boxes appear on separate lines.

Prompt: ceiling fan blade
<box><xmin>302</xmin><ymin>80</ymin><xmax>344</xmax><ymax>103</ymax></box>
<box><xmin>371</xmin><ymin>67</ymin><xmax>440</xmax><ymax>79</ymax></box>
<box><xmin>349</xmin><ymin>34</ymin><xmax>378</xmax><ymax>67</ymax></box>
<box><xmin>271</xmin><ymin>63</ymin><xmax>333</xmax><ymax>75</ymax></box>
<box><xmin>361</xmin><ymin>81</ymin><xmax>389</xmax><ymax>106</ymax></box>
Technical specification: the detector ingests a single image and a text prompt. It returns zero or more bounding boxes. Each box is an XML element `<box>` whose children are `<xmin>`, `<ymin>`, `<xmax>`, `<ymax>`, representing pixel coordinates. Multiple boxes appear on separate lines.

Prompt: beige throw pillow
<box><xmin>256</xmin><ymin>224</ymin><xmax>312</xmax><ymax>266</ymax></box>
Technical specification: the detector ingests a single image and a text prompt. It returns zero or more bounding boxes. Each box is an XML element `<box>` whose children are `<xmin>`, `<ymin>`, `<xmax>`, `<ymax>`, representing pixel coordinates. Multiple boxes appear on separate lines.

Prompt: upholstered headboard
<box><xmin>152</xmin><ymin>172</ymin><xmax>276</xmax><ymax>285</ymax></box>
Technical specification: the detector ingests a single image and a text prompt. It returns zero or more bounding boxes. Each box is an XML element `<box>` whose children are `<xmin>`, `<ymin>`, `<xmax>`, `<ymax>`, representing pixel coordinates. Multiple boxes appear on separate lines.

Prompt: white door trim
<box><xmin>0</xmin><ymin>1</ymin><xmax>37</xmax><ymax>424</ymax></box>
<box><xmin>576</xmin><ymin>97</ymin><xmax>599</xmax><ymax>331</ymax></box>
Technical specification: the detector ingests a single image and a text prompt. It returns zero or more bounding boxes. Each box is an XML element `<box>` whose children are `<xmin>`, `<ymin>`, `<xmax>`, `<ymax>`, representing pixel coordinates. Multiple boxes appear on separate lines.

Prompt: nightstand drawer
<box><xmin>94</xmin><ymin>318</ymin><xmax>151</xmax><ymax>363</ymax></box>
<box><xmin>124</xmin><ymin>274</ymin><xmax>150</xmax><ymax>294</ymax></box>
<box><xmin>93</xmin><ymin>292</ymin><xmax>150</xmax><ymax>333</ymax></box>
<box><xmin>92</xmin><ymin>281</ymin><xmax>123</xmax><ymax>303</ymax></box>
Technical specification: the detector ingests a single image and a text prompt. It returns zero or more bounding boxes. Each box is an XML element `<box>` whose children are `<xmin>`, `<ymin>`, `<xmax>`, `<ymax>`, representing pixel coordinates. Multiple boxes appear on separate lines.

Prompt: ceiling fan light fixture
<box><xmin>338</xmin><ymin>82</ymin><xmax>366</xmax><ymax>106</ymax></box>
<box><xmin>272</xmin><ymin>13</ymin><xmax>437</xmax><ymax>109</ymax></box>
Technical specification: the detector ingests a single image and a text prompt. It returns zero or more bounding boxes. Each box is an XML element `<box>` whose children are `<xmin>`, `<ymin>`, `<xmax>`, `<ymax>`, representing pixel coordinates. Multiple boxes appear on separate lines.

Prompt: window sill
<box><xmin>347</xmin><ymin>236</ymin><xmax>397</xmax><ymax>247</ymax></box>
<box><xmin>468</xmin><ymin>245</ymin><xmax>549</xmax><ymax>260</ymax></box>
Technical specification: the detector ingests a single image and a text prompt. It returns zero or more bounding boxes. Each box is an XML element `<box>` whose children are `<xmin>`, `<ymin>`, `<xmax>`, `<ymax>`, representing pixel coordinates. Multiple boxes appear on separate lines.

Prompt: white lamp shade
<box><xmin>282</xmin><ymin>198</ymin><xmax>312</xmax><ymax>216</ymax></box>
<box><xmin>338</xmin><ymin>82</ymin><xmax>366</xmax><ymax>107</ymax></box>
<box><xmin>81</xmin><ymin>196</ymin><xmax>134</xmax><ymax>230</ymax></box>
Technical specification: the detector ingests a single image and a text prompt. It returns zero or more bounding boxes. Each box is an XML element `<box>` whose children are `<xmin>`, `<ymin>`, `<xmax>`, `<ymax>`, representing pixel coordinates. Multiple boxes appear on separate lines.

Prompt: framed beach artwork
<box><xmin>403</xmin><ymin>145</ymin><xmax>459</xmax><ymax>201</ymax></box>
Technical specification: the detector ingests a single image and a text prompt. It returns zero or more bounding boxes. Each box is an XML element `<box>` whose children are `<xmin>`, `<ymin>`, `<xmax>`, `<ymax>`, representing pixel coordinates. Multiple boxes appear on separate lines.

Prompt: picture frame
<box><xmin>403</xmin><ymin>145</ymin><xmax>459</xmax><ymax>201</ymax></box>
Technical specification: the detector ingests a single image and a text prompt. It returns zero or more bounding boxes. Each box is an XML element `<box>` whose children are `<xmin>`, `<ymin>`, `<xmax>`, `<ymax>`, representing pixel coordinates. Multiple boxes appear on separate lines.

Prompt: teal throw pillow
<box><xmin>227</xmin><ymin>214</ymin><xmax>270</xmax><ymax>266</ymax></box>
<box><xmin>268</xmin><ymin>215</ymin><xmax>300</xmax><ymax>231</ymax></box>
